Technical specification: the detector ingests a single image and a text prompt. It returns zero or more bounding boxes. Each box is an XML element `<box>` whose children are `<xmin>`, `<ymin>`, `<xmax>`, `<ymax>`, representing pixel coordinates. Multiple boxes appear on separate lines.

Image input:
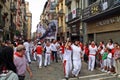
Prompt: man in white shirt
<box><xmin>23</xmin><ymin>39</ymin><xmax>31</xmax><ymax>64</ymax></box>
<box><xmin>51</xmin><ymin>40</ymin><xmax>58</xmax><ymax>63</ymax></box>
<box><xmin>88</xmin><ymin>41</ymin><xmax>97</xmax><ymax>71</ymax></box>
<box><xmin>71</xmin><ymin>40</ymin><xmax>83</xmax><ymax>77</ymax></box>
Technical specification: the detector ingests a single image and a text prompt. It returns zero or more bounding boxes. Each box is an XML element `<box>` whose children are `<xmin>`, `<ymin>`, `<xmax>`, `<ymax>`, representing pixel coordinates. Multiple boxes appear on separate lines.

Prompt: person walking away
<box><xmin>44</xmin><ymin>41</ymin><xmax>52</xmax><ymax>67</ymax></box>
<box><xmin>88</xmin><ymin>41</ymin><xmax>97</xmax><ymax>71</ymax></box>
<box><xmin>63</xmin><ymin>41</ymin><xmax>72</xmax><ymax>80</ymax></box>
<box><xmin>36</xmin><ymin>42</ymin><xmax>43</xmax><ymax>68</ymax></box>
<box><xmin>59</xmin><ymin>42</ymin><xmax>65</xmax><ymax>61</ymax></box>
<box><xmin>51</xmin><ymin>40</ymin><xmax>58</xmax><ymax>63</ymax></box>
<box><xmin>29</xmin><ymin>40</ymin><xmax>34</xmax><ymax>60</ymax></box>
<box><xmin>14</xmin><ymin>45</ymin><xmax>32</xmax><ymax>80</ymax></box>
<box><xmin>106</xmin><ymin>49</ymin><xmax>112</xmax><ymax>74</ymax></box>
<box><xmin>83</xmin><ymin>43</ymin><xmax>89</xmax><ymax>63</ymax></box>
<box><xmin>71</xmin><ymin>40</ymin><xmax>83</xmax><ymax>77</ymax></box>
<box><xmin>0</xmin><ymin>46</ymin><xmax>18</xmax><ymax>80</ymax></box>
<box><xmin>23</xmin><ymin>39</ymin><xmax>31</xmax><ymax>64</ymax></box>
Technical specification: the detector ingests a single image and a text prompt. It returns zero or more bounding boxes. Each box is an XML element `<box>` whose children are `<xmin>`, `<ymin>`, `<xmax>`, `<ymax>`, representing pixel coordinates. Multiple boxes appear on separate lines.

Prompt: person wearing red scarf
<box><xmin>14</xmin><ymin>45</ymin><xmax>32</xmax><ymax>80</ymax></box>
<box><xmin>88</xmin><ymin>41</ymin><xmax>98</xmax><ymax>71</ymax></box>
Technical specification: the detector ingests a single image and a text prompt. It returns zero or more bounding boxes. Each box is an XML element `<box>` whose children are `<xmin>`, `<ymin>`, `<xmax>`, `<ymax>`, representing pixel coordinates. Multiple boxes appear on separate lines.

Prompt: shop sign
<box><xmin>96</xmin><ymin>16</ymin><xmax>120</xmax><ymax>26</ymax></box>
<box><xmin>82</xmin><ymin>1</ymin><xmax>101</xmax><ymax>19</ymax></box>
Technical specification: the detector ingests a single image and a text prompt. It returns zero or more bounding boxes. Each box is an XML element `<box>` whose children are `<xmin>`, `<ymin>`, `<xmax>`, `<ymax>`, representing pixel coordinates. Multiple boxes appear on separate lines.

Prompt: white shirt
<box><xmin>71</xmin><ymin>44</ymin><xmax>82</xmax><ymax>60</ymax></box>
<box><xmin>100</xmin><ymin>49</ymin><xmax>104</xmax><ymax>55</ymax></box>
<box><xmin>89</xmin><ymin>45</ymin><xmax>97</xmax><ymax>55</ymax></box>
<box><xmin>50</xmin><ymin>43</ymin><xmax>57</xmax><ymax>51</ymax></box>
<box><xmin>45</xmin><ymin>46</ymin><xmax>51</xmax><ymax>53</ymax></box>
<box><xmin>63</xmin><ymin>49</ymin><xmax>72</xmax><ymax>60</ymax></box>
<box><xmin>107</xmin><ymin>53</ymin><xmax>112</xmax><ymax>59</ymax></box>
<box><xmin>106</xmin><ymin>43</ymin><xmax>114</xmax><ymax>49</ymax></box>
<box><xmin>23</xmin><ymin>42</ymin><xmax>30</xmax><ymax>52</ymax></box>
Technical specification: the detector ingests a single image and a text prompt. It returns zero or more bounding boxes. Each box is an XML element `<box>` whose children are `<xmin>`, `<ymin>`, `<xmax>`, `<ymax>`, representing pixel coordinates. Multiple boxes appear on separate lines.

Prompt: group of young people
<box><xmin>0</xmin><ymin>38</ymin><xmax>120</xmax><ymax>80</ymax></box>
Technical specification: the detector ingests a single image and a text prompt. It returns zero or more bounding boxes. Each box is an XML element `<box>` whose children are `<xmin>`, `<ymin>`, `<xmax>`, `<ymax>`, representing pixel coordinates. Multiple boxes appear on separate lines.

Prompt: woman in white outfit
<box><xmin>63</xmin><ymin>41</ymin><xmax>72</xmax><ymax>80</ymax></box>
<box><xmin>88</xmin><ymin>41</ymin><xmax>97</xmax><ymax>71</ymax></box>
<box><xmin>71</xmin><ymin>40</ymin><xmax>83</xmax><ymax>77</ymax></box>
<box><xmin>44</xmin><ymin>42</ymin><xmax>52</xmax><ymax>67</ymax></box>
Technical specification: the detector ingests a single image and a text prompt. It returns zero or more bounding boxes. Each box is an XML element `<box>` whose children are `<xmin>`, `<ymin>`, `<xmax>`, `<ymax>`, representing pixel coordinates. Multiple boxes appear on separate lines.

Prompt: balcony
<box><xmin>82</xmin><ymin>0</ymin><xmax>120</xmax><ymax>22</ymax></box>
<box><xmin>65</xmin><ymin>0</ymin><xmax>72</xmax><ymax>6</ymax></box>
<box><xmin>10</xmin><ymin>2</ymin><xmax>17</xmax><ymax>12</ymax></box>
<box><xmin>75</xmin><ymin>8</ymin><xmax>81</xmax><ymax>18</ymax></box>
<box><xmin>0</xmin><ymin>15</ymin><xmax>5</xmax><ymax>31</ymax></box>
<box><xmin>68</xmin><ymin>12</ymin><xmax>72</xmax><ymax>22</ymax></box>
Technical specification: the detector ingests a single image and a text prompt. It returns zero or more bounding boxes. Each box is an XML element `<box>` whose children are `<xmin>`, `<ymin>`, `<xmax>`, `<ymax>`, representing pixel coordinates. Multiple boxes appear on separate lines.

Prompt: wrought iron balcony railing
<box><xmin>82</xmin><ymin>0</ymin><xmax>120</xmax><ymax>20</ymax></box>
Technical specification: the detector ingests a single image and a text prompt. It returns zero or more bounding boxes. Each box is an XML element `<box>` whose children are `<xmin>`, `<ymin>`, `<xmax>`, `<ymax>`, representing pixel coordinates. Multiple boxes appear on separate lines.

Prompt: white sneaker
<box><xmin>104</xmin><ymin>70</ymin><xmax>108</xmax><ymax>73</ymax></box>
<box><xmin>107</xmin><ymin>71</ymin><xmax>111</xmax><ymax>74</ymax></box>
<box><xmin>117</xmin><ymin>75</ymin><xmax>120</xmax><ymax>78</ymax></box>
<box><xmin>101</xmin><ymin>69</ymin><xmax>105</xmax><ymax>72</ymax></box>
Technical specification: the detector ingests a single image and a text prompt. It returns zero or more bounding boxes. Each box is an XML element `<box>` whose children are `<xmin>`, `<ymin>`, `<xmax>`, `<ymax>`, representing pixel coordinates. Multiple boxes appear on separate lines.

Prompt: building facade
<box><xmin>65</xmin><ymin>0</ymin><xmax>83</xmax><ymax>41</ymax></box>
<box><xmin>82</xmin><ymin>0</ymin><xmax>120</xmax><ymax>43</ymax></box>
<box><xmin>25</xmin><ymin>1</ymin><xmax>32</xmax><ymax>40</ymax></box>
<box><xmin>55</xmin><ymin>0</ymin><xmax>67</xmax><ymax>41</ymax></box>
<box><xmin>0</xmin><ymin>0</ymin><xmax>11</xmax><ymax>41</ymax></box>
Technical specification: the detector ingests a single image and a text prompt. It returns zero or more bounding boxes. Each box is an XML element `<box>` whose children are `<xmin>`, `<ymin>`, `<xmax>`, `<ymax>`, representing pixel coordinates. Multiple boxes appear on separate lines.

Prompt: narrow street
<box><xmin>25</xmin><ymin>61</ymin><xmax>119</xmax><ymax>80</ymax></box>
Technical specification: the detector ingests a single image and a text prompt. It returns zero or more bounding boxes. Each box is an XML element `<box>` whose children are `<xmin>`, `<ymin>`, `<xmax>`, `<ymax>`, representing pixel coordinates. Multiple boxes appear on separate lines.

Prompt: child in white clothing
<box><xmin>107</xmin><ymin>49</ymin><xmax>112</xmax><ymax>73</ymax></box>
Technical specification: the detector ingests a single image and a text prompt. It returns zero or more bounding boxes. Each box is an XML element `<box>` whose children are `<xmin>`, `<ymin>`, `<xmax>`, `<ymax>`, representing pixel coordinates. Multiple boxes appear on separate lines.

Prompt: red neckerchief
<box><xmin>68</xmin><ymin>46</ymin><xmax>72</xmax><ymax>50</ymax></box>
<box><xmin>91</xmin><ymin>44</ymin><xmax>95</xmax><ymax>48</ymax></box>
<box><xmin>15</xmin><ymin>52</ymin><xmax>23</xmax><ymax>57</ymax></box>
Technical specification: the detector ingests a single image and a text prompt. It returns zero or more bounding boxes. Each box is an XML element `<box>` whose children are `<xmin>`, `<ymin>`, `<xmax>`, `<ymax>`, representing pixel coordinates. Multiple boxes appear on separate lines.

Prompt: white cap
<box><xmin>37</xmin><ymin>42</ymin><xmax>41</xmax><ymax>45</ymax></box>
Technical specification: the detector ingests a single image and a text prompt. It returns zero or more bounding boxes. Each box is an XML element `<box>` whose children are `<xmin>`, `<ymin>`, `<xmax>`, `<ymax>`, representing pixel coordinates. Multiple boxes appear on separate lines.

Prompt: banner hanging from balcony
<box><xmin>36</xmin><ymin>20</ymin><xmax>58</xmax><ymax>40</ymax></box>
<box><xmin>72</xmin><ymin>8</ymin><xmax>76</xmax><ymax>19</ymax></box>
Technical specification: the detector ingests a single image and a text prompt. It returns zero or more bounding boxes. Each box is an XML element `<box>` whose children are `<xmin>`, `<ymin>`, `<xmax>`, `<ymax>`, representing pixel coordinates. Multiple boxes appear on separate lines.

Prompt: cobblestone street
<box><xmin>25</xmin><ymin>61</ymin><xmax>120</xmax><ymax>80</ymax></box>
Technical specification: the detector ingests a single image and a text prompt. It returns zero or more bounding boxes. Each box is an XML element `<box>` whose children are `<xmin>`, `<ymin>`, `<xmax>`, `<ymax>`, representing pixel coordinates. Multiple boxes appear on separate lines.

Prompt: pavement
<box><xmin>25</xmin><ymin>60</ymin><xmax>120</xmax><ymax>80</ymax></box>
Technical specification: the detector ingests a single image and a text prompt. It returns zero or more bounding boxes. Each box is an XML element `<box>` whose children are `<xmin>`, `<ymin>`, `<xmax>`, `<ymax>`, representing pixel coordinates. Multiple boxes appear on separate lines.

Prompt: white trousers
<box><xmin>63</xmin><ymin>60</ymin><xmax>72</xmax><ymax>78</ymax></box>
<box><xmin>88</xmin><ymin>55</ymin><xmax>95</xmax><ymax>71</ymax></box>
<box><xmin>107</xmin><ymin>58</ymin><xmax>112</xmax><ymax>68</ymax></box>
<box><xmin>44</xmin><ymin>53</ymin><xmax>51</xmax><ymax>66</ymax></box>
<box><xmin>37</xmin><ymin>54</ymin><xmax>42</xmax><ymax>67</ymax></box>
<box><xmin>33</xmin><ymin>52</ymin><xmax>37</xmax><ymax>61</ymax></box>
<box><xmin>72</xmin><ymin>59</ymin><xmax>82</xmax><ymax>76</ymax></box>
<box><xmin>59</xmin><ymin>53</ymin><xmax>63</xmax><ymax>61</ymax></box>
<box><xmin>25</xmin><ymin>51</ymin><xmax>31</xmax><ymax>62</ymax></box>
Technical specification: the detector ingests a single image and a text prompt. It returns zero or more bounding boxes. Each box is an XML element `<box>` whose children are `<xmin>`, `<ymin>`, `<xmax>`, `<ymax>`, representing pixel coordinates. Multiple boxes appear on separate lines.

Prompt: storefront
<box><xmin>82</xmin><ymin>0</ymin><xmax>120</xmax><ymax>43</ymax></box>
<box><xmin>87</xmin><ymin>15</ymin><xmax>120</xmax><ymax>43</ymax></box>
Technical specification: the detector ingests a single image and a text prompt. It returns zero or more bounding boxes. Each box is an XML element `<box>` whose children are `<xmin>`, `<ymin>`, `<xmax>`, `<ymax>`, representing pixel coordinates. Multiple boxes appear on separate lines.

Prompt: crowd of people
<box><xmin>0</xmin><ymin>38</ymin><xmax>120</xmax><ymax>80</ymax></box>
